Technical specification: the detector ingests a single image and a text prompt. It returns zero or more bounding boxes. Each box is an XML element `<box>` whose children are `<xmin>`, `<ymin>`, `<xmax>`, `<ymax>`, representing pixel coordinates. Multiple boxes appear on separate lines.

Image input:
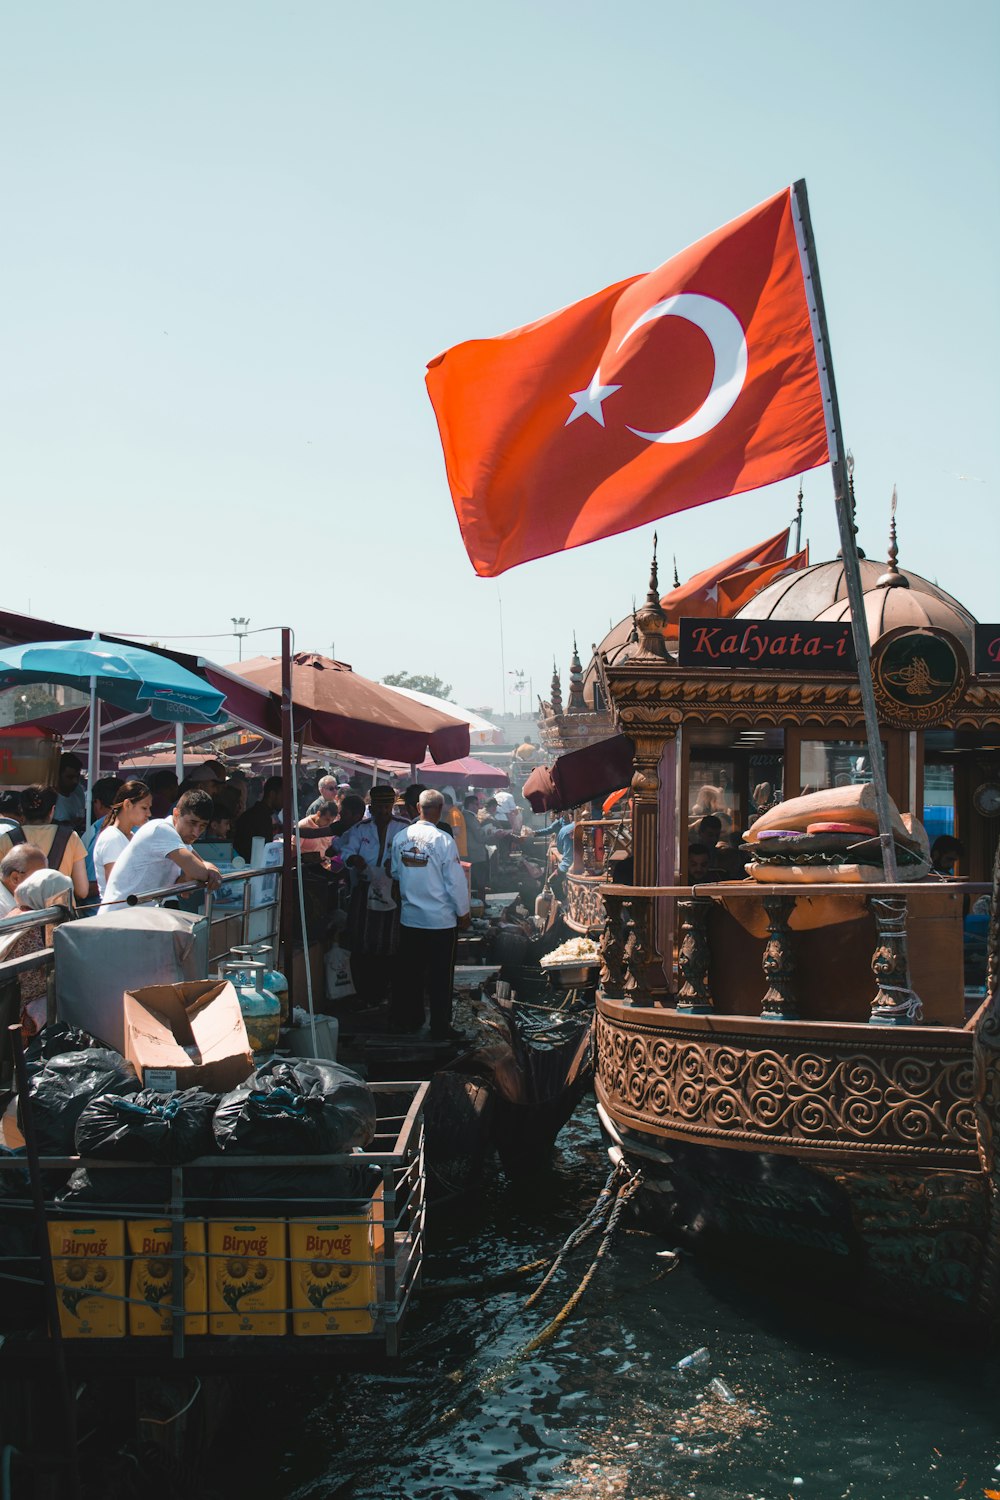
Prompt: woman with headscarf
<box><xmin>0</xmin><ymin>869</ymin><xmax>75</xmax><ymax>1038</ymax></box>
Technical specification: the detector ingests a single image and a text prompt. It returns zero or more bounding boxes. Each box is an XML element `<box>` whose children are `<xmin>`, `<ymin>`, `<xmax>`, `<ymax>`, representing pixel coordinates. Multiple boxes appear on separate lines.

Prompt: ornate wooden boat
<box><xmin>586</xmin><ymin>533</ymin><xmax>1000</xmax><ymax>1333</ymax></box>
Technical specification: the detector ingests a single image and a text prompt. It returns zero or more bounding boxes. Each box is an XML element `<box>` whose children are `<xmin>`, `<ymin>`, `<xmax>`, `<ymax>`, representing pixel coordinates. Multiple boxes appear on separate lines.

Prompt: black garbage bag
<box><xmin>75</xmin><ymin>1088</ymin><xmax>219</xmax><ymax>1165</ymax></box>
<box><xmin>20</xmin><ymin>1049</ymin><xmax>139</xmax><ymax>1156</ymax></box>
<box><xmin>211</xmin><ymin>1160</ymin><xmax>381</xmax><ymax>1218</ymax></box>
<box><xmin>55</xmin><ymin>1163</ymin><xmax>216</xmax><ymax>1214</ymax></box>
<box><xmin>213</xmin><ymin>1058</ymin><xmax>376</xmax><ymax>1155</ymax></box>
<box><xmin>24</xmin><ymin>1022</ymin><xmax>101</xmax><ymax>1071</ymax></box>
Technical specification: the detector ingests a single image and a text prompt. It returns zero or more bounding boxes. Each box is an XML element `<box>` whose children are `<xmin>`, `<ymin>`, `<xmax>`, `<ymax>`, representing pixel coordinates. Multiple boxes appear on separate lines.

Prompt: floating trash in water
<box><xmin>708</xmin><ymin>1376</ymin><xmax>736</xmax><ymax>1404</ymax></box>
<box><xmin>675</xmin><ymin>1346</ymin><xmax>710</xmax><ymax>1372</ymax></box>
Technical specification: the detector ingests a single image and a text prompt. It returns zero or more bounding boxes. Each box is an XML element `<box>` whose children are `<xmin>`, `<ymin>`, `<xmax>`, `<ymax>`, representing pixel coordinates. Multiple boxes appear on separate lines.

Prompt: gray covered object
<box><xmin>54</xmin><ymin>908</ymin><xmax>209</xmax><ymax>1053</ymax></box>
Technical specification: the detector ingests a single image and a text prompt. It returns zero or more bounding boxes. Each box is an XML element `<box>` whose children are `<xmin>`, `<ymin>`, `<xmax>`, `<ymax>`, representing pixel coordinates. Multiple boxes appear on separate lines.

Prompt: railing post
<box><xmin>598</xmin><ymin>891</ymin><xmax>627</xmax><ymax>1000</ymax></box>
<box><xmin>622</xmin><ymin>894</ymin><xmax>671</xmax><ymax>1004</ymax></box>
<box><xmin>868</xmin><ymin>895</ymin><xmax>922</xmax><ymax>1025</ymax></box>
<box><xmin>760</xmin><ymin>894</ymin><xmax>799</xmax><ymax>1020</ymax></box>
<box><xmin>676</xmin><ymin>896</ymin><xmax>714</xmax><ymax>1014</ymax></box>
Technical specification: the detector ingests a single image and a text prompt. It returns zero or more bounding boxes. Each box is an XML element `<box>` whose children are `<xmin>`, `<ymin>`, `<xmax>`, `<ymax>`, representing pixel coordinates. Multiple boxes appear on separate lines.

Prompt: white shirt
<box><xmin>336</xmin><ymin>819</ymin><xmax>403</xmax><ymax>886</ymax></box>
<box><xmin>494</xmin><ymin>790</ymin><xmax>516</xmax><ymax>816</ymax></box>
<box><xmin>100</xmin><ymin>818</ymin><xmax>185</xmax><ymax>912</ymax></box>
<box><xmin>390</xmin><ymin>819</ymin><xmax>470</xmax><ymax>931</ymax></box>
<box><xmin>92</xmin><ymin>825</ymin><xmax>130</xmax><ymax>898</ymax></box>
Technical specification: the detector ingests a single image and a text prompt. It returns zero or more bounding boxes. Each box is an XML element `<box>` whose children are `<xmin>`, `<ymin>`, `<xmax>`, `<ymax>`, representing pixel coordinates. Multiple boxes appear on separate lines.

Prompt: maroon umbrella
<box><xmin>231</xmin><ymin>654</ymin><xmax>470</xmax><ymax>764</ymax></box>
<box><xmin>523</xmin><ymin>734</ymin><xmax>634</xmax><ymax>812</ymax></box>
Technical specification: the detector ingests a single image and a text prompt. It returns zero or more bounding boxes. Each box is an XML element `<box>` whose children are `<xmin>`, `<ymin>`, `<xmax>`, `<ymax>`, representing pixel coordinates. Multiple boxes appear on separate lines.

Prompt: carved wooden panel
<box><xmin>564</xmin><ymin>873</ymin><xmax>606</xmax><ymax>934</ymax></box>
<box><xmin>596</xmin><ymin>1009</ymin><xmax>978</xmax><ymax>1167</ymax></box>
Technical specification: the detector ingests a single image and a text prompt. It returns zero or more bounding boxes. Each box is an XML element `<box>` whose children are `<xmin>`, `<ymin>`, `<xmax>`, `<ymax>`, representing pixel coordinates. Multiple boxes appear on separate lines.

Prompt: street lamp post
<box><xmin>231</xmin><ymin>617</ymin><xmax>250</xmax><ymax>662</ymax></box>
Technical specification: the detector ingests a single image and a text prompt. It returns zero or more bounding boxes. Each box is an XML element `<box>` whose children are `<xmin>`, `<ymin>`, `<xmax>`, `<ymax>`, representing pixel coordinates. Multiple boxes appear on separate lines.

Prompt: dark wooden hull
<box><xmin>595</xmin><ymin>994</ymin><xmax>1000</xmax><ymax>1335</ymax></box>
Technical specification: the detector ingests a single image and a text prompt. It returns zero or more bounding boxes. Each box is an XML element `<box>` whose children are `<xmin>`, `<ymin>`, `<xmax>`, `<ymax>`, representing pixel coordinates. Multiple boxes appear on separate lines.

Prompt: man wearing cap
<box><xmin>339</xmin><ymin>786</ymin><xmax>404</xmax><ymax>1003</ymax></box>
<box><xmin>389</xmin><ymin>789</ymin><xmax>470</xmax><ymax>1040</ymax></box>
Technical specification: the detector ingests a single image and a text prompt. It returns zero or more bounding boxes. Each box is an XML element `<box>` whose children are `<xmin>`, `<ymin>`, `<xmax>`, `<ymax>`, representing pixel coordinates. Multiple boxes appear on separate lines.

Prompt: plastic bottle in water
<box><xmin>674</xmin><ymin>1346</ymin><xmax>710</xmax><ymax>1373</ymax></box>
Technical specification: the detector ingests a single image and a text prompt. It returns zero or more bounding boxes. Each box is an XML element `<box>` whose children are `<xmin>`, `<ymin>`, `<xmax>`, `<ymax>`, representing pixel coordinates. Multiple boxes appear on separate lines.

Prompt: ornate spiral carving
<box><xmin>596</xmin><ymin>1010</ymin><xmax>978</xmax><ymax>1163</ymax></box>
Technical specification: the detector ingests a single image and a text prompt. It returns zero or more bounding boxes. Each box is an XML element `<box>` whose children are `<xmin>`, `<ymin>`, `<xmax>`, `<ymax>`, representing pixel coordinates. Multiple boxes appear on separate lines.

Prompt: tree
<box><xmin>383</xmin><ymin>671</ymin><xmax>453</xmax><ymax>701</ymax></box>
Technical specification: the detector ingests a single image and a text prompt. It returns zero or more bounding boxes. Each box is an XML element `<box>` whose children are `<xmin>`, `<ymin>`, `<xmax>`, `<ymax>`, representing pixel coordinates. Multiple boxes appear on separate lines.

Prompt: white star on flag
<box><xmin>565</xmin><ymin>370</ymin><xmax>622</xmax><ymax>428</ymax></box>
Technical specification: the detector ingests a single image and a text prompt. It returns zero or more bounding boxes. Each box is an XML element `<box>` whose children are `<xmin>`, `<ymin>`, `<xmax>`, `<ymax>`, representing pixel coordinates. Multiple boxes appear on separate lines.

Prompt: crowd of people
<box><xmin>0</xmin><ymin>749</ymin><xmax>567</xmax><ymax>1044</ymax></box>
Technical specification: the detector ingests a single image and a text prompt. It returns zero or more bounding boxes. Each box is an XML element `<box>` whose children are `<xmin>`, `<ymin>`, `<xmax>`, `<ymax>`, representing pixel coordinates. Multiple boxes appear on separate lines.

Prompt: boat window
<box><xmin>923</xmin><ymin>762</ymin><xmax>955</xmax><ymax>843</ymax></box>
<box><xmin>688</xmin><ymin>761</ymin><xmax>741</xmax><ymax>840</ymax></box>
<box><xmin>799</xmin><ymin>739</ymin><xmax>887</xmax><ymax>796</ymax></box>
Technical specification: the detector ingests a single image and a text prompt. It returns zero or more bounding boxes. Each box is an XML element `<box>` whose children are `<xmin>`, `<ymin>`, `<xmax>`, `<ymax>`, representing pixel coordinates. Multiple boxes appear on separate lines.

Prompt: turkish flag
<box><xmin>426</xmin><ymin>187</ymin><xmax>829</xmax><ymax>577</ymax></box>
<box><xmin>716</xmin><ymin>546</ymin><xmax>810</xmax><ymax>616</ymax></box>
<box><xmin>660</xmin><ymin>527</ymin><xmax>792</xmax><ymax>634</ymax></box>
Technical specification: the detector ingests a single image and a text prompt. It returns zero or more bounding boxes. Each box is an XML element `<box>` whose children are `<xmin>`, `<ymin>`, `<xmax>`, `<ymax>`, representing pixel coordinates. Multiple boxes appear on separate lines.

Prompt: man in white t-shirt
<box><xmin>99</xmin><ymin>790</ymin><xmax>223</xmax><ymax>914</ymax></box>
<box><xmin>0</xmin><ymin>844</ymin><xmax>47</xmax><ymax>918</ymax></box>
<box><xmin>389</xmin><ymin>789</ymin><xmax>470</xmax><ymax>1040</ymax></box>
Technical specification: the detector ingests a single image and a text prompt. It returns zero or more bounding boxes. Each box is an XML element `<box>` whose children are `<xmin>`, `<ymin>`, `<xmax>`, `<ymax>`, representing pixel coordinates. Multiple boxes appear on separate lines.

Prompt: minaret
<box><xmin>634</xmin><ymin>533</ymin><xmax>669</xmax><ymax>660</ymax></box>
<box><xmin>876</xmin><ymin>486</ymin><xmax>909</xmax><ymax>590</ymax></box>
<box><xmin>568</xmin><ymin>636</ymin><xmax>587</xmax><ymax>713</ymax></box>
<box><xmin>550</xmin><ymin>659</ymin><xmax>564</xmax><ymax>716</ymax></box>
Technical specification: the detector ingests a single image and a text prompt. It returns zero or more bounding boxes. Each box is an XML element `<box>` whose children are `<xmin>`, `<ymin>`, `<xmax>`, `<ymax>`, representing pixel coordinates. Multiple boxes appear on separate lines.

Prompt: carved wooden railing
<box><xmin>564</xmin><ymin>818</ymin><xmax>631</xmax><ymax>935</ymax></box>
<box><xmin>598</xmin><ymin>881</ymin><xmax>990</xmax><ymax>1026</ymax></box>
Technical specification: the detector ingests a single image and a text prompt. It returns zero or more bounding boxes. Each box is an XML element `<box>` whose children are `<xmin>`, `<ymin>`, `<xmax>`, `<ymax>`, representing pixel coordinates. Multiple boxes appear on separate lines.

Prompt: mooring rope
<box><xmin>438</xmin><ymin>1161</ymin><xmax>644</xmax><ymax>1420</ymax></box>
<box><xmin>523</xmin><ymin>1160</ymin><xmax>625</xmax><ymax>1309</ymax></box>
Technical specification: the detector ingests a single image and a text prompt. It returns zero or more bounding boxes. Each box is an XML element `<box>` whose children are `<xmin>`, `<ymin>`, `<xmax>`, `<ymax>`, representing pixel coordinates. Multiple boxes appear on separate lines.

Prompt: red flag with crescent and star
<box><xmin>426</xmin><ymin>187</ymin><xmax>829</xmax><ymax>577</ymax></box>
<box><xmin>659</xmin><ymin>528</ymin><xmax>809</xmax><ymax>637</ymax></box>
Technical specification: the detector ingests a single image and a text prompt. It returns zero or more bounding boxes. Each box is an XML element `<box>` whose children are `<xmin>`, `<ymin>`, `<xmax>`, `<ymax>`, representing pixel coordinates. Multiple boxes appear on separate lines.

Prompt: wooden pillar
<box><xmin>630</xmin><ymin>731</ymin><xmax>663</xmax><ymax>888</ymax></box>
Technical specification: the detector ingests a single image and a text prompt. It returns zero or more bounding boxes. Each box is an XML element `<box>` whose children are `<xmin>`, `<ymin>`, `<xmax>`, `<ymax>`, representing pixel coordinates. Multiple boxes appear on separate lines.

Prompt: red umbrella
<box><xmin>415</xmin><ymin>755</ymin><xmax>509</xmax><ymax>788</ymax></box>
<box><xmin>231</xmin><ymin>654</ymin><xmax>470</xmax><ymax>765</ymax></box>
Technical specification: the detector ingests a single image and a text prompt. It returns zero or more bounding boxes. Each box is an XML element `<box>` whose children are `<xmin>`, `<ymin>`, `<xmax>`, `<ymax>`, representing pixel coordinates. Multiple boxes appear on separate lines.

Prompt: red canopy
<box><xmin>0</xmin><ymin>611</ymin><xmax>470</xmax><ymax>766</ymax></box>
<box><xmin>231</xmin><ymin>654</ymin><xmax>470</xmax><ymax>765</ymax></box>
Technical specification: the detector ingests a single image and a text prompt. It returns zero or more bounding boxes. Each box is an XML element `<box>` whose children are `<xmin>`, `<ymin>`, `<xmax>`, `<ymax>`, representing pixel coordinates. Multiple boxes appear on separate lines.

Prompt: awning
<box><xmin>523</xmin><ymin>734</ymin><xmax>634</xmax><ymax>813</ymax></box>
<box><xmin>231</xmin><ymin>654</ymin><xmax>470</xmax><ymax>764</ymax></box>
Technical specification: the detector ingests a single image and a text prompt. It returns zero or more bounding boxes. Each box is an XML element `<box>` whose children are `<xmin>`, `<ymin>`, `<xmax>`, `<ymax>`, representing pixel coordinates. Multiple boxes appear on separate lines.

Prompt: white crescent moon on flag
<box><xmin>617</xmin><ymin>293</ymin><xmax>749</xmax><ymax>444</ymax></box>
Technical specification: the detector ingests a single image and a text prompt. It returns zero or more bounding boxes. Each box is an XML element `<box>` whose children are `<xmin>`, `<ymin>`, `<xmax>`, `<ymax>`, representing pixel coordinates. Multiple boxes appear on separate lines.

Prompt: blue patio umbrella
<box><xmin>0</xmin><ymin>637</ymin><xmax>227</xmax><ymax>822</ymax></box>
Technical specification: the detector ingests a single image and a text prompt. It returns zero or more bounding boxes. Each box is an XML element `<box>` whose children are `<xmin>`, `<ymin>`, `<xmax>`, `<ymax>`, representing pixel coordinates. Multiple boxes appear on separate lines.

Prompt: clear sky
<box><xmin>3</xmin><ymin>1</ymin><xmax>997</xmax><ymax>717</ymax></box>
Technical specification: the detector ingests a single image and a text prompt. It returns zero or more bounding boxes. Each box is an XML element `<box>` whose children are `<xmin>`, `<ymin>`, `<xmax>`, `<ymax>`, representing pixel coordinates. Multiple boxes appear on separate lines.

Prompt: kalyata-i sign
<box><xmin>975</xmin><ymin>624</ymin><xmax>1000</xmax><ymax>676</ymax></box>
<box><xmin>677</xmin><ymin>617</ymin><xmax>856</xmax><ymax>671</ymax></box>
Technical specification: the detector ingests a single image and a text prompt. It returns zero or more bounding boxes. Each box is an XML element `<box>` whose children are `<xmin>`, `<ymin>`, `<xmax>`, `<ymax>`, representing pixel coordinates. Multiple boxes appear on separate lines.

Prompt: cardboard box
<box><xmin>208</xmin><ymin>1220</ymin><xmax>287</xmax><ymax>1336</ymax></box>
<box><xmin>48</xmin><ymin>1219</ymin><xmax>126</xmax><ymax>1338</ymax></box>
<box><xmin>289</xmin><ymin>1186</ymin><xmax>384</xmax><ymax>1336</ymax></box>
<box><xmin>127</xmin><ymin>1219</ymin><xmax>207</xmax><ymax>1337</ymax></box>
<box><xmin>124</xmin><ymin>980</ymin><xmax>254</xmax><ymax>1094</ymax></box>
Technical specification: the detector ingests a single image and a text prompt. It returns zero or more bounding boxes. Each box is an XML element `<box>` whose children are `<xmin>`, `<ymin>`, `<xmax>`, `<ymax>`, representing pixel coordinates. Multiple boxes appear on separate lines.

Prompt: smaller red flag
<box><xmin>660</xmin><ymin>529</ymin><xmax>792</xmax><ymax>636</ymax></box>
<box><xmin>716</xmin><ymin>546</ymin><xmax>810</xmax><ymax>616</ymax></box>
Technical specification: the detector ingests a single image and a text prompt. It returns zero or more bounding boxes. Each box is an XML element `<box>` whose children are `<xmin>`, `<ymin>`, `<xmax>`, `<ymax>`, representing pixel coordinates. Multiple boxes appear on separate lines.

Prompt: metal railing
<box><xmin>0</xmin><ymin>1079</ymin><xmax>429</xmax><ymax>1361</ymax></box>
<box><xmin>106</xmin><ymin>864</ymin><xmax>281</xmax><ymax>973</ymax></box>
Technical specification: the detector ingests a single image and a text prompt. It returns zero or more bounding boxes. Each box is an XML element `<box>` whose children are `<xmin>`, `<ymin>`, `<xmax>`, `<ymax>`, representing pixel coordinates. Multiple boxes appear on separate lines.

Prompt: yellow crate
<box><xmin>289</xmin><ymin>1186</ymin><xmax>384</xmax><ymax>1336</ymax></box>
<box><xmin>208</xmin><ymin>1220</ymin><xmax>286</xmax><ymax>1336</ymax></box>
<box><xmin>127</xmin><ymin>1219</ymin><xmax>207</xmax><ymax>1337</ymax></box>
<box><xmin>48</xmin><ymin>1220</ymin><xmax>126</xmax><ymax>1339</ymax></box>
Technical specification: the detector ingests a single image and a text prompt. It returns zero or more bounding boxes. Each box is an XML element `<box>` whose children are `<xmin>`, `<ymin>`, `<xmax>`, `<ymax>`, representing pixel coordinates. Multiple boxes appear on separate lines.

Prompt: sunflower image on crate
<box><xmin>208</xmin><ymin>1221</ymin><xmax>287</xmax><ymax>1335</ymax></box>
<box><xmin>290</xmin><ymin>1202</ymin><xmax>383</xmax><ymax>1336</ymax></box>
<box><xmin>127</xmin><ymin>1220</ymin><xmax>207</xmax><ymax>1336</ymax></box>
<box><xmin>47</xmin><ymin>1220</ymin><xmax>126</xmax><ymax>1338</ymax></box>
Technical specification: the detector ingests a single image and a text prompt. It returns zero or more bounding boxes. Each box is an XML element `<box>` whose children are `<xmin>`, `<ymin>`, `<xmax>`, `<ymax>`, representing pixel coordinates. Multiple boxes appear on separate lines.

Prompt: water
<box><xmin>208</xmin><ymin>1104</ymin><xmax>1000</xmax><ymax>1500</ymax></box>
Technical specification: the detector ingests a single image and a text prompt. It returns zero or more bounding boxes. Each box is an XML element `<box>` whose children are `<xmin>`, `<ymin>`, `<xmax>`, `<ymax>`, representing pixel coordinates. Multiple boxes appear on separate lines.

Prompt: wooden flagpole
<box><xmin>791</xmin><ymin>179</ymin><xmax>899</xmax><ymax>882</ymax></box>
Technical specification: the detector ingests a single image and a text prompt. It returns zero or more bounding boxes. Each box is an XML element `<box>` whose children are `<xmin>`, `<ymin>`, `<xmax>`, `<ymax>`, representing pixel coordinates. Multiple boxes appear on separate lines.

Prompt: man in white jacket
<box><xmin>390</xmin><ymin>789</ymin><xmax>470</xmax><ymax>1039</ymax></box>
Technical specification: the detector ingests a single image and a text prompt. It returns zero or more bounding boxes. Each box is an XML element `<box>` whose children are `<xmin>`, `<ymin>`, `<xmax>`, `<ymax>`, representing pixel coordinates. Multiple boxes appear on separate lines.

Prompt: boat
<box><xmin>581</xmin><ymin>525</ymin><xmax>1000</xmax><ymax>1333</ymax></box>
